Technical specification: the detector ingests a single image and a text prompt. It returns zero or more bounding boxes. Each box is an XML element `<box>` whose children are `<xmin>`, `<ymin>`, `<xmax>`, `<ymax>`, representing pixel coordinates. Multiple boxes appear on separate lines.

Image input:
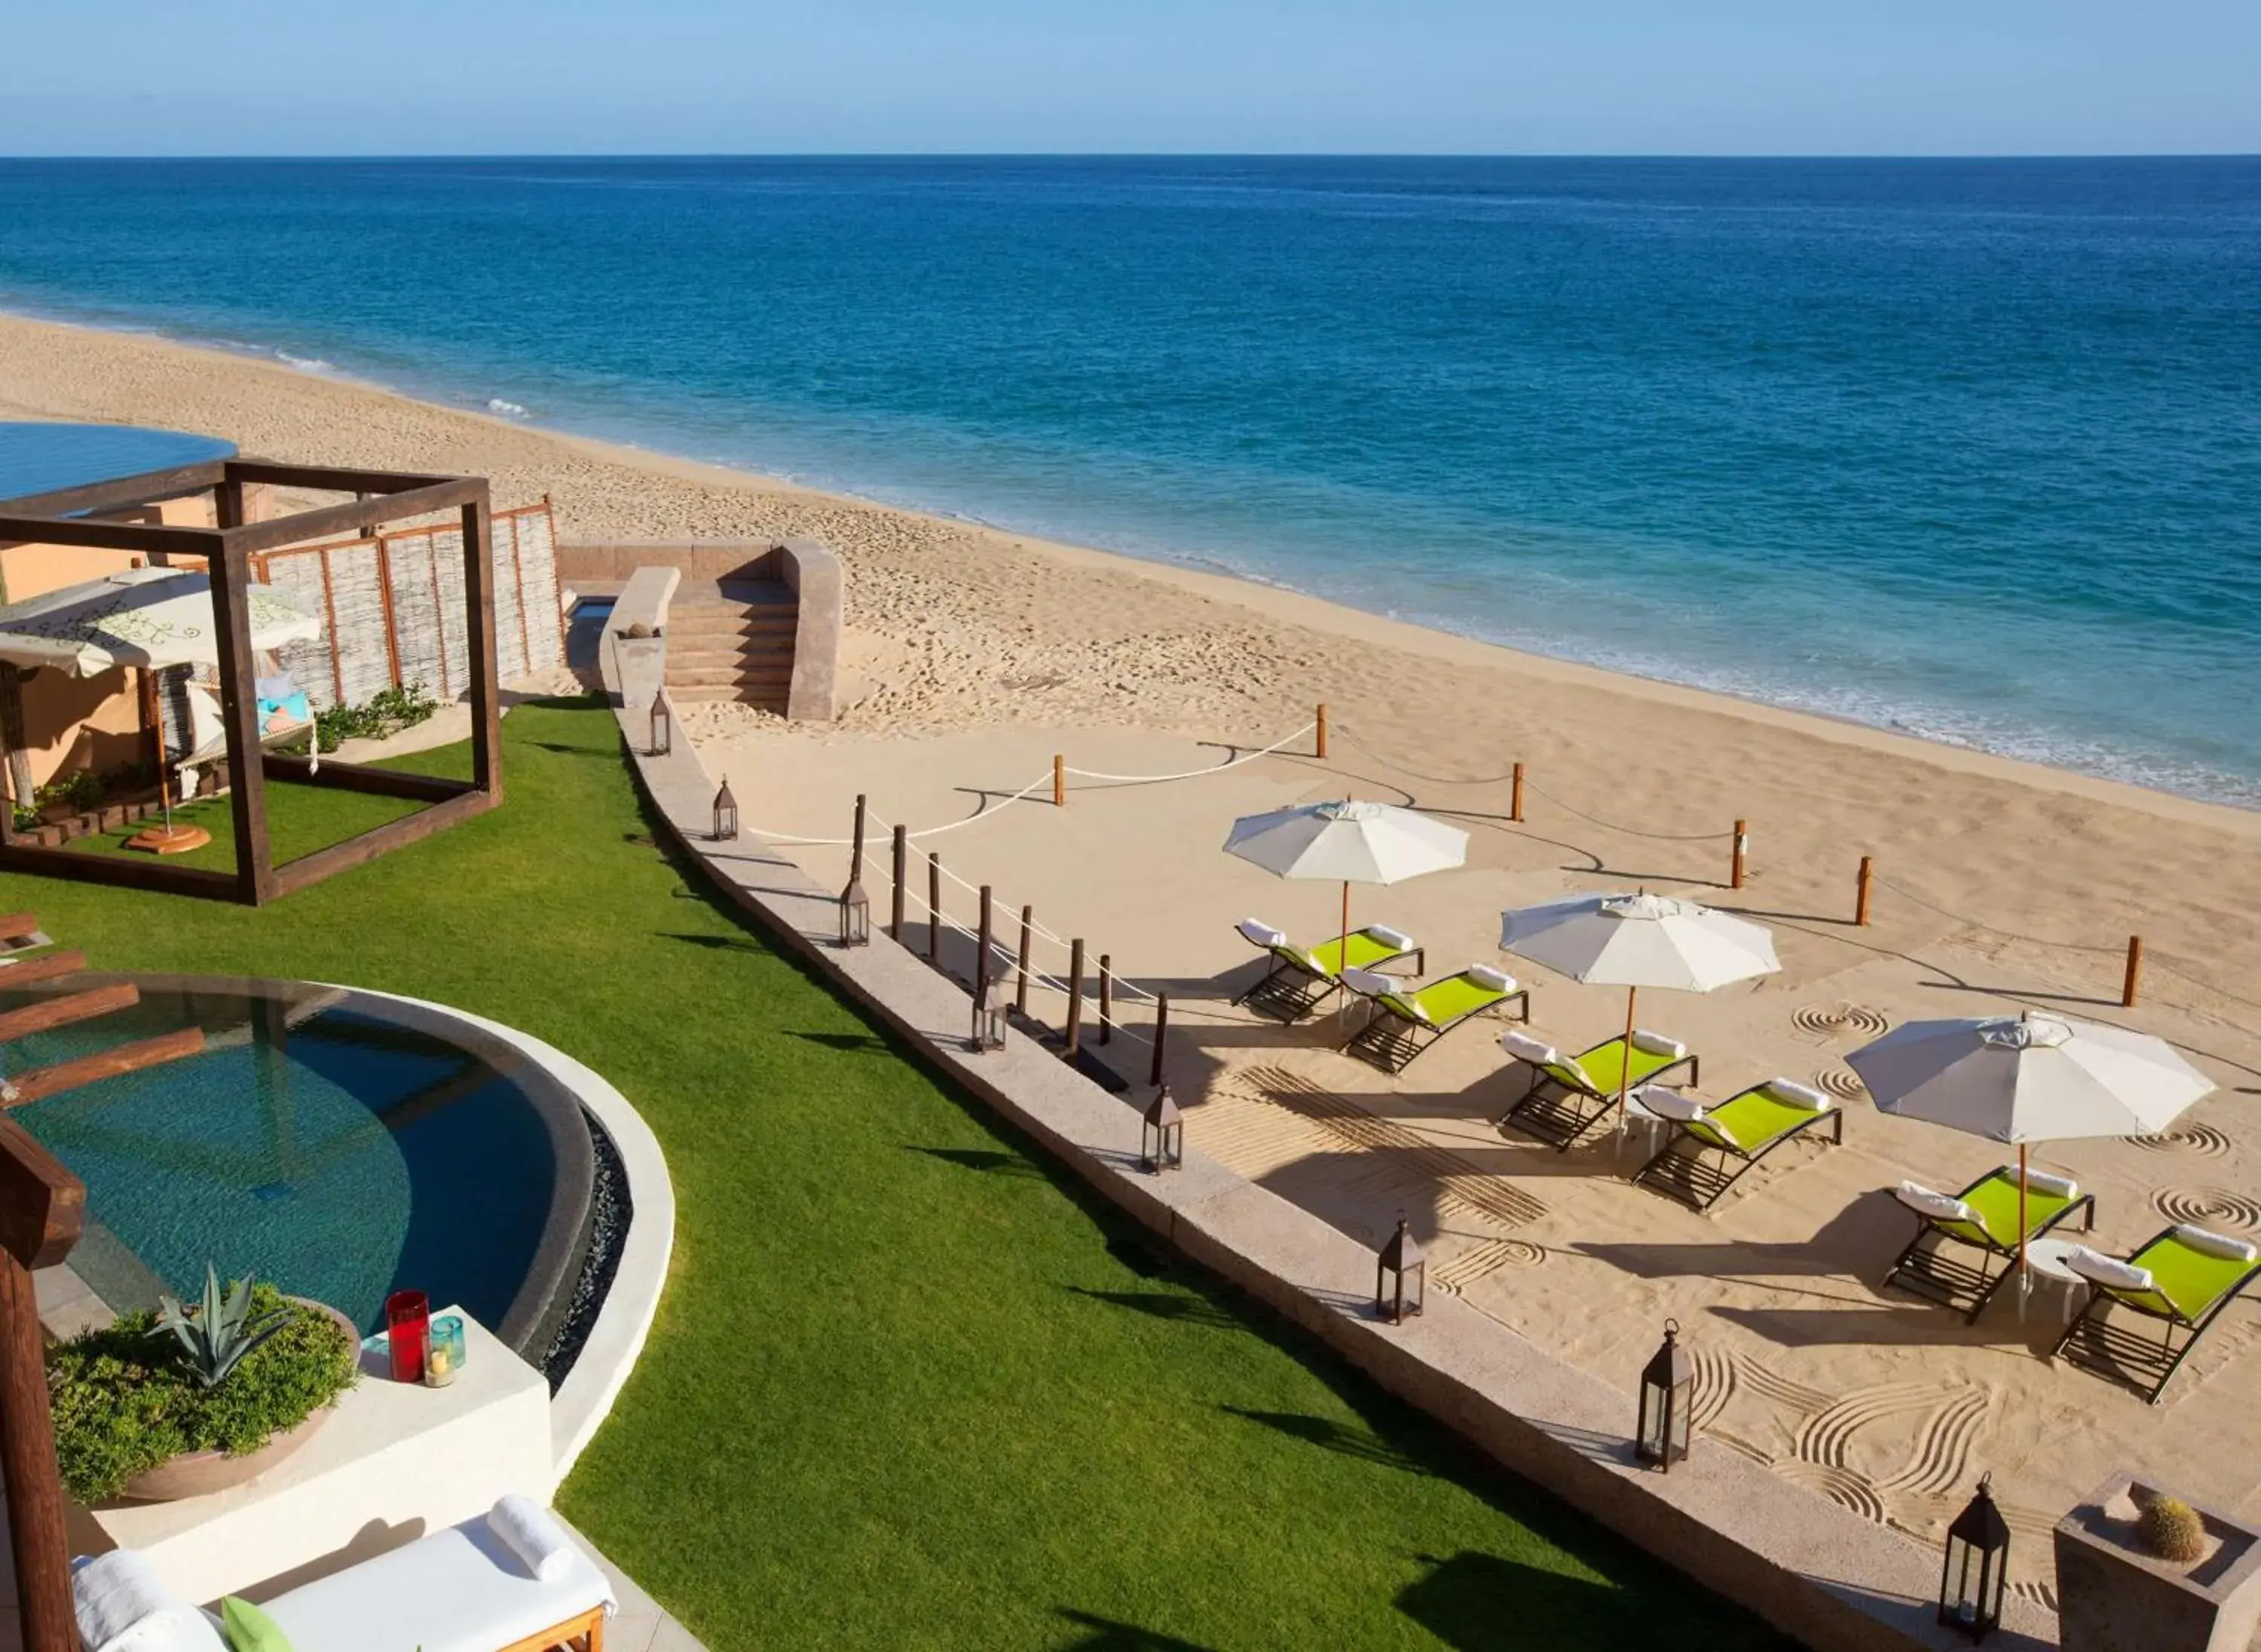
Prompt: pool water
<box><xmin>3</xmin><ymin>978</ymin><xmax>586</xmax><ymax>1348</ymax></box>
<box><xmin>0</xmin><ymin>421</ymin><xmax>236</xmax><ymax>507</ymax></box>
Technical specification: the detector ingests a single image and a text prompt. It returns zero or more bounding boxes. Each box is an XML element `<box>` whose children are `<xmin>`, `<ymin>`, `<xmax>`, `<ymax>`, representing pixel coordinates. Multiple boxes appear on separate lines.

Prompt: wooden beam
<box><xmin>0</xmin><ymin>1027</ymin><xmax>207</xmax><ymax>1110</ymax></box>
<box><xmin>0</xmin><ymin>1114</ymin><xmax>83</xmax><ymax>1270</ymax></box>
<box><xmin>0</xmin><ymin>845</ymin><xmax>238</xmax><ymax>900</ymax></box>
<box><xmin>0</xmin><ymin>517</ymin><xmax>219</xmax><ymax>557</ymax></box>
<box><xmin>207</xmin><ymin>531</ymin><xmax>277</xmax><ymax>906</ymax></box>
<box><xmin>222</xmin><ymin>477</ymin><xmax>484</xmax><ymax>558</ymax></box>
<box><xmin>0</xmin><ymin>983</ymin><xmax>139</xmax><ymax>1045</ymax></box>
<box><xmin>270</xmin><ymin>788</ymin><xmax>494</xmax><ymax>898</ymax></box>
<box><xmin>461</xmin><ymin>494</ymin><xmax>503</xmax><ymax>803</ymax></box>
<box><xmin>261</xmin><ymin>754</ymin><xmax>476</xmax><ymax>804</ymax></box>
<box><xmin>1</xmin><ymin>1251</ymin><xmax>75</xmax><ymax>1652</ymax></box>
<box><xmin>223</xmin><ymin>459</ymin><xmax>453</xmax><ymax>495</ymax></box>
<box><xmin>0</xmin><ymin>950</ymin><xmax>86</xmax><ymax>987</ymax></box>
<box><xmin>0</xmin><ymin>457</ymin><xmax>227</xmax><ymax>519</ymax></box>
<box><xmin>0</xmin><ymin>913</ymin><xmax>38</xmax><ymax>944</ymax></box>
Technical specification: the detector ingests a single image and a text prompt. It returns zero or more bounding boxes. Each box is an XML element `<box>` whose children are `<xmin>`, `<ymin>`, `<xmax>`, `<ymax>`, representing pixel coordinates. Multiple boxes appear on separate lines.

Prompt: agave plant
<box><xmin>152</xmin><ymin>1263</ymin><xmax>290</xmax><ymax>1390</ymax></box>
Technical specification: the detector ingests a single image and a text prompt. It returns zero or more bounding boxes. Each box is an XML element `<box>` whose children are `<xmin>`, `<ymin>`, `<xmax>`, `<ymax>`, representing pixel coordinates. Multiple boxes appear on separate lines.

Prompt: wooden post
<box><xmin>459</xmin><ymin>491</ymin><xmax>503</xmax><ymax>806</ymax></box>
<box><xmin>1315</xmin><ymin>703</ymin><xmax>1329</xmax><ymax>760</ymax></box>
<box><xmin>1016</xmin><ymin>905</ymin><xmax>1033</xmax><ymax>1014</ymax></box>
<box><xmin>1730</xmin><ymin>818</ymin><xmax>1749</xmax><ymax>890</ymax></box>
<box><xmin>848</xmin><ymin>794</ymin><xmax>867</xmax><ymax>885</ymax></box>
<box><xmin>927</xmin><ymin>853</ymin><xmax>941</xmax><ymax>965</ymax></box>
<box><xmin>889</xmin><ymin>824</ymin><xmax>907</xmax><ymax>942</ymax></box>
<box><xmin>1149</xmin><ymin>992</ymin><xmax>1169</xmax><ymax>1088</ymax></box>
<box><xmin>1053</xmin><ymin>753</ymin><xmax>1065</xmax><ymax>808</ymax></box>
<box><xmin>208</xmin><ymin>506</ymin><xmax>277</xmax><ymax>906</ymax></box>
<box><xmin>2122</xmin><ymin>935</ymin><xmax>2143</xmax><ymax>1009</ymax></box>
<box><xmin>1856</xmin><ymin>855</ymin><xmax>1874</xmax><ymax>927</ymax></box>
<box><xmin>0</xmin><ymin>1113</ymin><xmax>87</xmax><ymax>1652</ymax></box>
<box><xmin>1066</xmin><ymin>939</ymin><xmax>1085</xmax><ymax>1055</ymax></box>
<box><xmin>1510</xmin><ymin>762</ymin><xmax>1525</xmax><ymax>824</ymax></box>
<box><xmin>974</xmin><ymin>886</ymin><xmax>994</xmax><ymax>1045</ymax></box>
<box><xmin>1099</xmin><ymin>953</ymin><xmax>1113</xmax><ymax>1045</ymax></box>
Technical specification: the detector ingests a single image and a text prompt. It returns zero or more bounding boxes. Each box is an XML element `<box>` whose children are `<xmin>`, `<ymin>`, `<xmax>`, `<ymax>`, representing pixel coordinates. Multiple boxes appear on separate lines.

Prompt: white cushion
<box><xmin>1340</xmin><ymin>967</ymin><xmax>1398</xmax><ymax>999</ymax></box>
<box><xmin>1629</xmin><ymin>1029</ymin><xmax>1686</xmax><ymax>1059</ymax></box>
<box><xmin>1500</xmin><ymin>1031</ymin><xmax>1559</xmax><ymax>1067</ymax></box>
<box><xmin>2175</xmin><ymin>1225</ymin><xmax>2259</xmax><ymax>1263</ymax></box>
<box><xmin>1364</xmin><ymin>923</ymin><xmax>1415</xmax><ymax>951</ymax></box>
<box><xmin>2066</xmin><ymin>1247</ymin><xmax>2155</xmax><ymax>1293</ymax></box>
<box><xmin>1895</xmin><ymin>1181</ymin><xmax>1979</xmax><ymax>1225</ymax></box>
<box><xmin>2019</xmin><ymin>1167</ymin><xmax>2079</xmax><ymax>1200</ymax></box>
<box><xmin>1635</xmin><ymin>1086</ymin><xmax>1708</xmax><ymax>1123</ymax></box>
<box><xmin>1762</xmin><ymin>1077</ymin><xmax>1832</xmax><ymax>1112</ymax></box>
<box><xmin>1238</xmin><ymin>918</ymin><xmax>1287</xmax><ymax>949</ymax></box>
<box><xmin>490</xmin><ymin>1494</ymin><xmax>576</xmax><ymax>1584</ymax></box>
<box><xmin>1466</xmin><ymin>964</ymin><xmax>1516</xmax><ymax>993</ymax></box>
<box><xmin>72</xmin><ymin>1553</ymin><xmax>227</xmax><ymax>1652</ymax></box>
<box><xmin>262</xmin><ymin>1514</ymin><xmax>614</xmax><ymax>1652</ymax></box>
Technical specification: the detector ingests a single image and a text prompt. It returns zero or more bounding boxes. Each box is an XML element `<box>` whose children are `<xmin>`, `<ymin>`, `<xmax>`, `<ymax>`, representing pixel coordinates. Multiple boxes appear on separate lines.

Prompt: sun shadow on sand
<box><xmin>1709</xmin><ymin>1302</ymin><xmax>2066</xmax><ymax>1355</ymax></box>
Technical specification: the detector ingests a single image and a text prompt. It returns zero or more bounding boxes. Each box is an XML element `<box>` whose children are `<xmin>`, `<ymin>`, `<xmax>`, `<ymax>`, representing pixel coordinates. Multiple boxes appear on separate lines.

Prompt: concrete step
<box><xmin>668</xmin><ymin>683</ymin><xmax>791</xmax><ymax>708</ymax></box>
<box><xmin>665</xmin><ymin>612</ymin><xmax>797</xmax><ymax>639</ymax></box>
<box><xmin>666</xmin><ymin>638</ymin><xmax>794</xmax><ymax>664</ymax></box>
<box><xmin>667</xmin><ymin>662</ymin><xmax>795</xmax><ymax>689</ymax></box>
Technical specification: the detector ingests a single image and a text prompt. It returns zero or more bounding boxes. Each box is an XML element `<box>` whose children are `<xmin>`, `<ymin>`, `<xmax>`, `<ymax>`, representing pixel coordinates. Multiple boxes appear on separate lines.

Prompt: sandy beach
<box><xmin>8</xmin><ymin>310</ymin><xmax>2261</xmax><ymax>1598</ymax></box>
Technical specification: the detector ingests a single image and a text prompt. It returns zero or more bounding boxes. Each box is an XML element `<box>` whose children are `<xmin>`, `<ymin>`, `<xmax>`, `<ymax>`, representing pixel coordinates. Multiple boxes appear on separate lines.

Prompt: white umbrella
<box><xmin>1498</xmin><ymin>891</ymin><xmax>1781</xmax><ymax>1122</ymax></box>
<box><xmin>1224</xmin><ymin>800</ymin><xmax>1467</xmax><ymax>983</ymax></box>
<box><xmin>1849</xmin><ymin>1011</ymin><xmax>2216</xmax><ymax>1290</ymax></box>
<box><xmin>0</xmin><ymin>567</ymin><xmax>320</xmax><ymax>676</ymax></box>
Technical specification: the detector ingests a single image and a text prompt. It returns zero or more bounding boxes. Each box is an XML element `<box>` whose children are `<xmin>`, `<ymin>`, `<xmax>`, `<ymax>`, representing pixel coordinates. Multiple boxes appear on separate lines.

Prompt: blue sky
<box><xmin>5</xmin><ymin>2</ymin><xmax>2256</xmax><ymax>157</ymax></box>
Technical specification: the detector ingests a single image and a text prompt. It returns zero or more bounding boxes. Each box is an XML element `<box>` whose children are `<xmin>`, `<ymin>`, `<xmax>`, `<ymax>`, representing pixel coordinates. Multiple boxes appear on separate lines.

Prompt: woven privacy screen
<box><xmin>257</xmin><ymin>500</ymin><xmax>564</xmax><ymax>712</ymax></box>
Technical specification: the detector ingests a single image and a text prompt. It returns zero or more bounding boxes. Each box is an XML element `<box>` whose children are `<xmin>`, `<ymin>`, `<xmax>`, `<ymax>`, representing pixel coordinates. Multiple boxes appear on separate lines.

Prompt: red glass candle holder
<box><xmin>385</xmin><ymin>1289</ymin><xmax>430</xmax><ymax>1383</ymax></box>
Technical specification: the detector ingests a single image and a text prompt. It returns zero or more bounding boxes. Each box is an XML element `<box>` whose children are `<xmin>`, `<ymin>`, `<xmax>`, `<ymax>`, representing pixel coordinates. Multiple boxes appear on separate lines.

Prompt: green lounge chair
<box><xmin>1882</xmin><ymin>1166</ymin><xmax>2095</xmax><ymax>1323</ymax></box>
<box><xmin>1341</xmin><ymin>964</ymin><xmax>1528</xmax><ymax>1073</ymax></box>
<box><xmin>2054</xmin><ymin>1225</ymin><xmax>2261</xmax><ymax>1404</ymax></box>
<box><xmin>1231</xmin><ymin>917</ymin><xmax>1423</xmax><ymax>1023</ymax></box>
<box><xmin>1496</xmin><ymin>1029</ymin><xmax>1700</xmax><ymax>1150</ymax></box>
<box><xmin>1631</xmin><ymin>1078</ymin><xmax>1843</xmax><ymax>1210</ymax></box>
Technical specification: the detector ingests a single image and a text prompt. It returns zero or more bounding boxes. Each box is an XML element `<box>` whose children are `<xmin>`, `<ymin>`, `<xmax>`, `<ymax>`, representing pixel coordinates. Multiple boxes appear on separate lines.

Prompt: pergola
<box><xmin>0</xmin><ymin>458</ymin><xmax>503</xmax><ymax>905</ymax></box>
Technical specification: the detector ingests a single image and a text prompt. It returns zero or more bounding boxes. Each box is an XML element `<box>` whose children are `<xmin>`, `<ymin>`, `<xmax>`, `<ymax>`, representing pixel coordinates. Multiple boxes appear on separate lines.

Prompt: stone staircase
<box><xmin>662</xmin><ymin>579</ymin><xmax>799</xmax><ymax>711</ymax></box>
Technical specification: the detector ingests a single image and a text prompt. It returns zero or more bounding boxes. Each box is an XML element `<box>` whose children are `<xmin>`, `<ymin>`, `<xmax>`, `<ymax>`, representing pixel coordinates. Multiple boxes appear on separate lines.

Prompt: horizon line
<box><xmin>5</xmin><ymin>150</ymin><xmax>2261</xmax><ymax>164</ymax></box>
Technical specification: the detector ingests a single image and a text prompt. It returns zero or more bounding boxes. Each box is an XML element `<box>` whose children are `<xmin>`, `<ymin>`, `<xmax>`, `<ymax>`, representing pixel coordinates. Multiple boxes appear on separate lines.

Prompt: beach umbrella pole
<box><xmin>1337</xmin><ymin>880</ymin><xmax>1351</xmax><ymax>1023</ymax></box>
<box><xmin>1617</xmin><ymin>984</ymin><xmax>1638</xmax><ymax>1132</ymax></box>
<box><xmin>2017</xmin><ymin>1143</ymin><xmax>2030</xmax><ymax>1311</ymax></box>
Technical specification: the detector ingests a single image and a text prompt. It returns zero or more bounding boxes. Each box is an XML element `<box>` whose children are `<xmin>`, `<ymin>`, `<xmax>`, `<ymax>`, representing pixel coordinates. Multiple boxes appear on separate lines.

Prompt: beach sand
<box><xmin>8</xmin><ymin>311</ymin><xmax>2261</xmax><ymax>1593</ymax></box>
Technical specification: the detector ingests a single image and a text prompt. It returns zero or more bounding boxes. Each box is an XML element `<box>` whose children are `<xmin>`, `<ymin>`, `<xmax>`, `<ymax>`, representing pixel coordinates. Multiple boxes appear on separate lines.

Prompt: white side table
<box><xmin>2016</xmin><ymin>1237</ymin><xmax>2092</xmax><ymax>1324</ymax></box>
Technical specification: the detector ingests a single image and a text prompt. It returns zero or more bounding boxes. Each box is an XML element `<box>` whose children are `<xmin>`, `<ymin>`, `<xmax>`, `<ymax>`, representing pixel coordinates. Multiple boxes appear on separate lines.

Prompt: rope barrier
<box><xmin>1871</xmin><ymin>875</ymin><xmax>2122</xmax><ymax>955</ymax></box>
<box><xmin>1330</xmin><ymin>729</ymin><xmax>1521</xmax><ymax>788</ymax></box>
<box><xmin>1523</xmin><ymin>780</ymin><xmax>1736</xmax><ymax>843</ymax></box>
<box><xmin>1062</xmin><ymin>722</ymin><xmax>1316</xmax><ymax>784</ymax></box>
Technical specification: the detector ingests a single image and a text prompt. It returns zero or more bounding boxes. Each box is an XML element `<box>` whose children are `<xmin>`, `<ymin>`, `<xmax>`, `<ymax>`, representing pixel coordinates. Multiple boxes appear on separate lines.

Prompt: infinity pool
<box><xmin>4</xmin><ymin>976</ymin><xmax>592</xmax><ymax>1356</ymax></box>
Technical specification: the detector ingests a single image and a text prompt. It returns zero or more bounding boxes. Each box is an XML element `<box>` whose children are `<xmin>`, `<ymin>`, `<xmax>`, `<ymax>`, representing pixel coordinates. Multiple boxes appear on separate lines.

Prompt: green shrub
<box><xmin>47</xmin><ymin>1283</ymin><xmax>359</xmax><ymax>1504</ymax></box>
<box><xmin>2138</xmin><ymin>1494</ymin><xmax>2207</xmax><ymax>1563</ymax></box>
<box><xmin>312</xmin><ymin>680</ymin><xmax>440</xmax><ymax>754</ymax></box>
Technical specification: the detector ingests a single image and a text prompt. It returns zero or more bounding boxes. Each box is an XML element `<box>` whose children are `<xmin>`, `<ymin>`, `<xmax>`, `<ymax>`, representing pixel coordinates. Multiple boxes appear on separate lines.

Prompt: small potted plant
<box><xmin>47</xmin><ymin>1263</ymin><xmax>359</xmax><ymax>1504</ymax></box>
<box><xmin>2055</xmin><ymin>1472</ymin><xmax>2261</xmax><ymax>1652</ymax></box>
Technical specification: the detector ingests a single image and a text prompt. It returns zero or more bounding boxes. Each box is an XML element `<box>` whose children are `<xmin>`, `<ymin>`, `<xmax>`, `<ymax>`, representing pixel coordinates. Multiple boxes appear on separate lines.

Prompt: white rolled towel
<box><xmin>490</xmin><ymin>1494</ymin><xmax>580</xmax><ymax>1584</ymax></box>
<box><xmin>1466</xmin><ymin>964</ymin><xmax>1516</xmax><ymax>993</ymax></box>
<box><xmin>1500</xmin><ymin>1031</ymin><xmax>1560</xmax><ymax>1068</ymax></box>
<box><xmin>1629</xmin><ymin>1029</ymin><xmax>1686</xmax><ymax>1059</ymax></box>
<box><xmin>2018</xmin><ymin>1167</ymin><xmax>2079</xmax><ymax>1200</ymax></box>
<box><xmin>73</xmin><ymin>1551</ymin><xmax>221</xmax><ymax>1652</ymax></box>
<box><xmin>2066</xmin><ymin>1247</ymin><xmax>2155</xmax><ymax>1293</ymax></box>
<box><xmin>1237</xmin><ymin>918</ymin><xmax>1287</xmax><ymax>950</ymax></box>
<box><xmin>1635</xmin><ymin>1086</ymin><xmax>1708</xmax><ymax>1123</ymax></box>
<box><xmin>1340</xmin><ymin>967</ymin><xmax>1398</xmax><ymax>1000</ymax></box>
<box><xmin>1895</xmin><ymin>1181</ymin><xmax>1979</xmax><ymax>1225</ymax></box>
<box><xmin>1364</xmin><ymin>923</ymin><xmax>1416</xmax><ymax>951</ymax></box>
<box><xmin>2176</xmin><ymin>1225</ymin><xmax>2259</xmax><ymax>1263</ymax></box>
<box><xmin>1761</xmin><ymin>1077</ymin><xmax>1833</xmax><ymax>1112</ymax></box>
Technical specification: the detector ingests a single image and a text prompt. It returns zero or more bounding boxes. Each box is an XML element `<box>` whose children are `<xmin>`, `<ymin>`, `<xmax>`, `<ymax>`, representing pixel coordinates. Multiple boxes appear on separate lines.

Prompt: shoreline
<box><xmin>2</xmin><ymin>305</ymin><xmax>2257</xmax><ymax>844</ymax></box>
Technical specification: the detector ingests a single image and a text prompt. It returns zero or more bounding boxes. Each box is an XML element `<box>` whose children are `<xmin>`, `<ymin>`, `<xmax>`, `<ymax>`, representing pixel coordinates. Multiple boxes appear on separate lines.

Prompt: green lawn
<box><xmin>2</xmin><ymin>698</ymin><xmax>1788</xmax><ymax>1652</ymax></box>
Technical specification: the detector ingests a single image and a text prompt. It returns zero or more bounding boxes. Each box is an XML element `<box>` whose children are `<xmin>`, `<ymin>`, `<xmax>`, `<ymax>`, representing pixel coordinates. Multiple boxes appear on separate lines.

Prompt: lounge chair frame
<box><xmin>2051</xmin><ymin>1225</ymin><xmax>2261</xmax><ymax>1405</ymax></box>
<box><xmin>1230</xmin><ymin>929</ymin><xmax>1425</xmax><ymax>1024</ymax></box>
<box><xmin>1880</xmin><ymin>1172</ymin><xmax>2097</xmax><ymax>1324</ymax></box>
<box><xmin>1499</xmin><ymin>1045</ymin><xmax>1700</xmax><ymax>1152</ymax></box>
<box><xmin>1342</xmin><ymin>979</ymin><xmax>1530</xmax><ymax>1075</ymax></box>
<box><xmin>1633</xmin><ymin>1092</ymin><xmax>1843</xmax><ymax>1211</ymax></box>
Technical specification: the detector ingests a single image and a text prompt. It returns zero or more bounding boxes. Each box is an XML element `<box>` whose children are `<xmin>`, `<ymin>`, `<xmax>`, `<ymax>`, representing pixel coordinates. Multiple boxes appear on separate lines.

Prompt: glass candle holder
<box><xmin>385</xmin><ymin>1289</ymin><xmax>430</xmax><ymax>1384</ymax></box>
<box><xmin>424</xmin><ymin>1315</ymin><xmax>465</xmax><ymax>1387</ymax></box>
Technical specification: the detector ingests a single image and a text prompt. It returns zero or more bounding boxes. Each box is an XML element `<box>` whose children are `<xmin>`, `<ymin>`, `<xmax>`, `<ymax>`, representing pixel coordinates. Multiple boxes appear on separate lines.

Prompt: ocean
<box><xmin>2</xmin><ymin>156</ymin><xmax>2256</xmax><ymax>803</ymax></box>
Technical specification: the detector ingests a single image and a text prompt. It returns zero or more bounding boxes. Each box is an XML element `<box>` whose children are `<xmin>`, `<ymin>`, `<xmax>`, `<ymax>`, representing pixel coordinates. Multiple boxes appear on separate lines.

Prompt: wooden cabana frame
<box><xmin>0</xmin><ymin>459</ymin><xmax>503</xmax><ymax>905</ymax></box>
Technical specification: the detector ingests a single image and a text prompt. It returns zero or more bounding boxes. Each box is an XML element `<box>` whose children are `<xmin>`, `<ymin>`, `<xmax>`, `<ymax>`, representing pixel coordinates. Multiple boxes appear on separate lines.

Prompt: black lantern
<box><xmin>712</xmin><ymin>777</ymin><xmax>739</xmax><ymax>842</ymax></box>
<box><xmin>648</xmin><ymin>692</ymin><xmax>671</xmax><ymax>757</ymax></box>
<box><xmin>971</xmin><ymin>975</ymin><xmax>1009</xmax><ymax>1053</ymax></box>
<box><xmin>1938</xmin><ymin>1474</ymin><xmax>2009</xmax><ymax>1642</ymax></box>
<box><xmin>1375</xmin><ymin>1211</ymin><xmax>1424</xmax><ymax>1323</ymax></box>
<box><xmin>1636</xmin><ymin>1317</ymin><xmax>1694</xmax><ymax>1472</ymax></box>
<box><xmin>839</xmin><ymin>793</ymin><xmax>871</xmax><ymax>947</ymax></box>
<box><xmin>1142</xmin><ymin>1084</ymin><xmax>1183</xmax><ymax>1173</ymax></box>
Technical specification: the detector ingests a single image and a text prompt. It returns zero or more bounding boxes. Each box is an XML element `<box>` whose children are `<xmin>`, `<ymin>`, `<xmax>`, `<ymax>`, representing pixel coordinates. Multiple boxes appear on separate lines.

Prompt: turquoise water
<box><xmin>2</xmin><ymin>157</ymin><xmax>2256</xmax><ymax>801</ymax></box>
<box><xmin>0</xmin><ymin>421</ymin><xmax>234</xmax><ymax>504</ymax></box>
<box><xmin>6</xmin><ymin>985</ymin><xmax>558</xmax><ymax>1337</ymax></box>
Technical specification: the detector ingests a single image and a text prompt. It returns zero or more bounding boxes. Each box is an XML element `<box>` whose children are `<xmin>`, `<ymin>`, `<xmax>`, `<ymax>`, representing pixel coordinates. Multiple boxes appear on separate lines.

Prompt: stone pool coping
<box><xmin>598</xmin><ymin>564</ymin><xmax>2055</xmax><ymax>1651</ymax></box>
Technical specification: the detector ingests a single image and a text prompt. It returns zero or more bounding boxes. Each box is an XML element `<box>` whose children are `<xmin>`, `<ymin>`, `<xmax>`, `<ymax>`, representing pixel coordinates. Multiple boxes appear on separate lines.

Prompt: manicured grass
<box><xmin>1</xmin><ymin>698</ymin><xmax>1789</xmax><ymax>1652</ymax></box>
